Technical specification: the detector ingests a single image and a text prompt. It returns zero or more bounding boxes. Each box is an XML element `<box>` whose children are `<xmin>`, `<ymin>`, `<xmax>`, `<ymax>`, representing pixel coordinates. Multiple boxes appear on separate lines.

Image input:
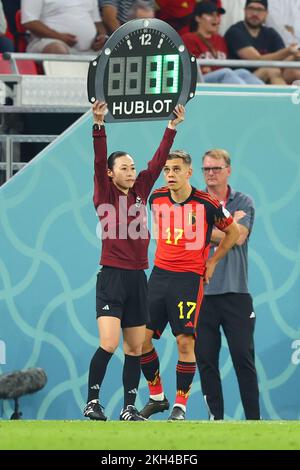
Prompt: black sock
<box><xmin>123</xmin><ymin>354</ymin><xmax>141</xmax><ymax>408</ymax></box>
<box><xmin>87</xmin><ymin>347</ymin><xmax>113</xmax><ymax>403</ymax></box>
<box><xmin>140</xmin><ymin>348</ymin><xmax>160</xmax><ymax>382</ymax></box>
<box><xmin>175</xmin><ymin>361</ymin><xmax>196</xmax><ymax>408</ymax></box>
<box><xmin>140</xmin><ymin>348</ymin><xmax>164</xmax><ymax>397</ymax></box>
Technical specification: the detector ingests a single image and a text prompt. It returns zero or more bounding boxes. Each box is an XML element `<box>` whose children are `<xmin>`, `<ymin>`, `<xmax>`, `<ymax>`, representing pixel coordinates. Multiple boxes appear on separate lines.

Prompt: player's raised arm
<box><xmin>167</xmin><ymin>104</ymin><xmax>185</xmax><ymax>130</ymax></box>
<box><xmin>92</xmin><ymin>101</ymin><xmax>110</xmax><ymax>209</ymax></box>
<box><xmin>134</xmin><ymin>105</ymin><xmax>185</xmax><ymax>199</ymax></box>
<box><xmin>93</xmin><ymin>100</ymin><xmax>107</xmax><ymax>126</ymax></box>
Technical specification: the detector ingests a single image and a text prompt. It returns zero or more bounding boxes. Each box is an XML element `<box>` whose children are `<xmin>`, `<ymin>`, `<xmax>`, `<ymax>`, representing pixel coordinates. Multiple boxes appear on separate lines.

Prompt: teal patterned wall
<box><xmin>0</xmin><ymin>88</ymin><xmax>299</xmax><ymax>420</ymax></box>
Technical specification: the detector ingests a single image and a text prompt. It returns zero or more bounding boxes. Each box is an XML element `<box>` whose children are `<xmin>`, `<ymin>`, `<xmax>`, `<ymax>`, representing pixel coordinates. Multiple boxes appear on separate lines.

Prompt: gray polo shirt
<box><xmin>205</xmin><ymin>187</ymin><xmax>255</xmax><ymax>295</ymax></box>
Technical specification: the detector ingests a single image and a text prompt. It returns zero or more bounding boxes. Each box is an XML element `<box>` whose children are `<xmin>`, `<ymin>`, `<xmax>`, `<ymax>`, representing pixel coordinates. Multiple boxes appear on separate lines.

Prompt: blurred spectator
<box><xmin>182</xmin><ymin>1</ymin><xmax>263</xmax><ymax>84</ymax></box>
<box><xmin>266</xmin><ymin>0</ymin><xmax>300</xmax><ymax>46</ymax></box>
<box><xmin>2</xmin><ymin>0</ymin><xmax>20</xmax><ymax>37</ymax></box>
<box><xmin>21</xmin><ymin>0</ymin><xmax>107</xmax><ymax>54</ymax></box>
<box><xmin>203</xmin><ymin>0</ymin><xmax>224</xmax><ymax>9</ymax></box>
<box><xmin>128</xmin><ymin>0</ymin><xmax>154</xmax><ymax>20</ymax></box>
<box><xmin>225</xmin><ymin>0</ymin><xmax>300</xmax><ymax>84</ymax></box>
<box><xmin>100</xmin><ymin>0</ymin><xmax>154</xmax><ymax>34</ymax></box>
<box><xmin>155</xmin><ymin>0</ymin><xmax>196</xmax><ymax>35</ymax></box>
<box><xmin>0</xmin><ymin>2</ymin><xmax>6</xmax><ymax>33</ymax></box>
<box><xmin>0</xmin><ymin>1</ymin><xmax>14</xmax><ymax>52</ymax></box>
<box><xmin>219</xmin><ymin>0</ymin><xmax>244</xmax><ymax>35</ymax></box>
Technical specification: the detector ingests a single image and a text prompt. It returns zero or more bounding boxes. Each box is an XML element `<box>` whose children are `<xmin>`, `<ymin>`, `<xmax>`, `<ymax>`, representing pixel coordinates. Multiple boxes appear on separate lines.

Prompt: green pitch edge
<box><xmin>0</xmin><ymin>421</ymin><xmax>299</xmax><ymax>450</ymax></box>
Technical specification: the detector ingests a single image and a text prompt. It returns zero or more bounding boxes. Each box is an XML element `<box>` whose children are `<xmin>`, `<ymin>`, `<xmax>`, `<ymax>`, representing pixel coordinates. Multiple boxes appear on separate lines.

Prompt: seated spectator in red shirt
<box><xmin>182</xmin><ymin>1</ymin><xmax>263</xmax><ymax>84</ymax></box>
<box><xmin>155</xmin><ymin>0</ymin><xmax>196</xmax><ymax>35</ymax></box>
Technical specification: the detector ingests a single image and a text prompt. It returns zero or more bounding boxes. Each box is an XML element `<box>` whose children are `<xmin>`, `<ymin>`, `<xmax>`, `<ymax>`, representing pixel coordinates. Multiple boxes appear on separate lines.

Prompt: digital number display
<box><xmin>88</xmin><ymin>19</ymin><xmax>197</xmax><ymax>122</ymax></box>
<box><xmin>107</xmin><ymin>55</ymin><xmax>179</xmax><ymax>96</ymax></box>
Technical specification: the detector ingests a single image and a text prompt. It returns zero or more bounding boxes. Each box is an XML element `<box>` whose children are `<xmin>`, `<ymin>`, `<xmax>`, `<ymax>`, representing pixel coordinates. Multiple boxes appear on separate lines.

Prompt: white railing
<box><xmin>3</xmin><ymin>52</ymin><xmax>300</xmax><ymax>73</ymax></box>
<box><xmin>2</xmin><ymin>52</ymin><xmax>96</xmax><ymax>74</ymax></box>
<box><xmin>197</xmin><ymin>58</ymin><xmax>300</xmax><ymax>69</ymax></box>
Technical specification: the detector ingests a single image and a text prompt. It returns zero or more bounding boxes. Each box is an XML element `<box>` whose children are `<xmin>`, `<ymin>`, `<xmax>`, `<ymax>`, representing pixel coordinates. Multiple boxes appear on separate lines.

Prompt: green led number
<box><xmin>108</xmin><ymin>54</ymin><xmax>180</xmax><ymax>96</ymax></box>
<box><xmin>145</xmin><ymin>55</ymin><xmax>162</xmax><ymax>95</ymax></box>
<box><xmin>162</xmin><ymin>55</ymin><xmax>179</xmax><ymax>94</ymax></box>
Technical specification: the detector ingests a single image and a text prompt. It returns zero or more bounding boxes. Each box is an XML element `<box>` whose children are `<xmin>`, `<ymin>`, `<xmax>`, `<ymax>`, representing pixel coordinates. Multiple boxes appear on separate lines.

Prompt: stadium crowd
<box><xmin>1</xmin><ymin>0</ymin><xmax>300</xmax><ymax>85</ymax></box>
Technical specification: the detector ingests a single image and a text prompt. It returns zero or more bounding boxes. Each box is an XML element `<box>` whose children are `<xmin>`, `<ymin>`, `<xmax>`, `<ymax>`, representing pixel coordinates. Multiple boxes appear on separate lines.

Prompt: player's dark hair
<box><xmin>167</xmin><ymin>150</ymin><xmax>192</xmax><ymax>166</ymax></box>
<box><xmin>107</xmin><ymin>151</ymin><xmax>128</xmax><ymax>170</ymax></box>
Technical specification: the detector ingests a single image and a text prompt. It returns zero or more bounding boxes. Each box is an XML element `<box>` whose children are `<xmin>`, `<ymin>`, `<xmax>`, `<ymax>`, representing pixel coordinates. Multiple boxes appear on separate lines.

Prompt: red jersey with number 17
<box><xmin>149</xmin><ymin>186</ymin><xmax>233</xmax><ymax>275</ymax></box>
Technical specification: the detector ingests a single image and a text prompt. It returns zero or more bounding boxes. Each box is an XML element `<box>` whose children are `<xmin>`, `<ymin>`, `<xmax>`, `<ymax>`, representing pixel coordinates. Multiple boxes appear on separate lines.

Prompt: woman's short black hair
<box><xmin>107</xmin><ymin>151</ymin><xmax>128</xmax><ymax>170</ymax></box>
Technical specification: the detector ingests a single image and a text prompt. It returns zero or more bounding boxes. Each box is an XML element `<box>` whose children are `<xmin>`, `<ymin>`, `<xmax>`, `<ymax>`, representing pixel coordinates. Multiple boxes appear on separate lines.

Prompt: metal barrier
<box><xmin>0</xmin><ymin>54</ymin><xmax>91</xmax><ymax>183</ymax></box>
<box><xmin>3</xmin><ymin>52</ymin><xmax>300</xmax><ymax>73</ymax></box>
<box><xmin>197</xmin><ymin>58</ymin><xmax>300</xmax><ymax>69</ymax></box>
<box><xmin>0</xmin><ymin>134</ymin><xmax>57</xmax><ymax>181</ymax></box>
<box><xmin>2</xmin><ymin>52</ymin><xmax>96</xmax><ymax>74</ymax></box>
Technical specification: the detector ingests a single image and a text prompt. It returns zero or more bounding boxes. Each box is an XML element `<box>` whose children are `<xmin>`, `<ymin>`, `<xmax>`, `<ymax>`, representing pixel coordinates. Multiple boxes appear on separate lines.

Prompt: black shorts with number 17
<box><xmin>147</xmin><ymin>266</ymin><xmax>204</xmax><ymax>338</ymax></box>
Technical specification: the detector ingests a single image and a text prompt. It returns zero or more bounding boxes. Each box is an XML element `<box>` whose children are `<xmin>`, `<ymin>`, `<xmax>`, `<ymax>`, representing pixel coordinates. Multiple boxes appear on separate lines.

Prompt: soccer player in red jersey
<box><xmin>83</xmin><ymin>101</ymin><xmax>185</xmax><ymax>421</ymax></box>
<box><xmin>139</xmin><ymin>150</ymin><xmax>239</xmax><ymax>420</ymax></box>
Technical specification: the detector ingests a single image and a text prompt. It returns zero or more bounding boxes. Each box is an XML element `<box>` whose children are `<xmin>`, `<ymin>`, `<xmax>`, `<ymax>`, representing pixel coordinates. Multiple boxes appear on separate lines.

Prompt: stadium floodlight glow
<box><xmin>87</xmin><ymin>19</ymin><xmax>197</xmax><ymax>122</ymax></box>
